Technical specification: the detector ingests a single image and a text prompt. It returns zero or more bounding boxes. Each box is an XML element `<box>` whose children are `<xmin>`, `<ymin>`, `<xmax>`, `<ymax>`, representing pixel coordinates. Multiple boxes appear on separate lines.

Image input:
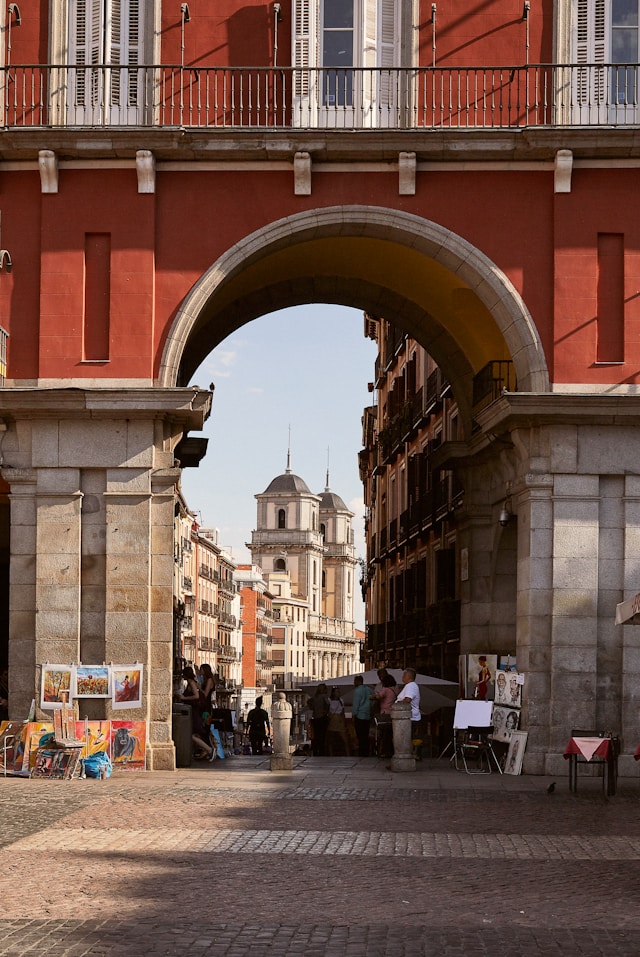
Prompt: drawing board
<box><xmin>453</xmin><ymin>699</ymin><xmax>493</xmax><ymax>729</ymax></box>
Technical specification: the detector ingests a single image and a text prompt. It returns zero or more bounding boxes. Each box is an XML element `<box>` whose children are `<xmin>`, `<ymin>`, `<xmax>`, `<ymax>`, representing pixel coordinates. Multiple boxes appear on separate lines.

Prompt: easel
<box><xmin>439</xmin><ymin>700</ymin><xmax>493</xmax><ymax>764</ymax></box>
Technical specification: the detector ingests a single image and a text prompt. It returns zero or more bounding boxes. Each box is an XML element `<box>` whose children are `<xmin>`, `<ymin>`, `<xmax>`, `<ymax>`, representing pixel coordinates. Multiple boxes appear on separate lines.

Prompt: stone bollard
<box><xmin>390</xmin><ymin>699</ymin><xmax>416</xmax><ymax>772</ymax></box>
<box><xmin>270</xmin><ymin>692</ymin><xmax>293</xmax><ymax>772</ymax></box>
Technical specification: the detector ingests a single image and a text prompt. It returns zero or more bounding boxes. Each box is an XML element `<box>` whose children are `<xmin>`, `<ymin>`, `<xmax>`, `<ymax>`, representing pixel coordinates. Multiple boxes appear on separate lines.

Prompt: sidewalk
<box><xmin>0</xmin><ymin>754</ymin><xmax>638</xmax><ymax>957</ymax></box>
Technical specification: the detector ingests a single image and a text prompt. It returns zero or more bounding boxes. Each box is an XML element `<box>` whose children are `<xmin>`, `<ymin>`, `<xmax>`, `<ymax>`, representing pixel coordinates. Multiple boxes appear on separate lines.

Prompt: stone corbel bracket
<box><xmin>399</xmin><ymin>151</ymin><xmax>416</xmax><ymax>195</ymax></box>
<box><xmin>136</xmin><ymin>150</ymin><xmax>156</xmax><ymax>194</ymax></box>
<box><xmin>294</xmin><ymin>151</ymin><xmax>311</xmax><ymax>195</ymax></box>
<box><xmin>38</xmin><ymin>150</ymin><xmax>58</xmax><ymax>194</ymax></box>
<box><xmin>554</xmin><ymin>149</ymin><xmax>573</xmax><ymax>194</ymax></box>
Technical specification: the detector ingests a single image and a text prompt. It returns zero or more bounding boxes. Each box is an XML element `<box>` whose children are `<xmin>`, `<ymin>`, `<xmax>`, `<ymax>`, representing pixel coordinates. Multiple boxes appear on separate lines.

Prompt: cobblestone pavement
<box><xmin>0</xmin><ymin>755</ymin><xmax>638</xmax><ymax>956</ymax></box>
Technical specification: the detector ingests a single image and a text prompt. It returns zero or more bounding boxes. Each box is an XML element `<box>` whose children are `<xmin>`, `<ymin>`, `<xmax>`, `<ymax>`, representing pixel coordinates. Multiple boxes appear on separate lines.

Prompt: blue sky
<box><xmin>181</xmin><ymin>304</ymin><xmax>379</xmax><ymax>631</ymax></box>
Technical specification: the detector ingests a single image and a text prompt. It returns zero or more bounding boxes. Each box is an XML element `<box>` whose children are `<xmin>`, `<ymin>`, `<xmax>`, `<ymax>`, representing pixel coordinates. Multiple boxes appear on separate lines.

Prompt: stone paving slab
<box><xmin>0</xmin><ymin>758</ymin><xmax>638</xmax><ymax>955</ymax></box>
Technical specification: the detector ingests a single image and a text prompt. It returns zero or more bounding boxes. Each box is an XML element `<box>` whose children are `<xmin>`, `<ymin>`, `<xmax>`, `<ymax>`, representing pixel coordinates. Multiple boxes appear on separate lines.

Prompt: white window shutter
<box><xmin>574</xmin><ymin>0</ymin><xmax>608</xmax><ymax>104</ymax></box>
<box><xmin>293</xmin><ymin>0</ymin><xmax>316</xmax><ymax>94</ymax></box>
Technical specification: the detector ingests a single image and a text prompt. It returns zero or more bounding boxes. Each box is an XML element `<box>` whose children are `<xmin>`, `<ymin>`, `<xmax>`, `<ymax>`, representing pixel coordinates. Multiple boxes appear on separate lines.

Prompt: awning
<box><xmin>615</xmin><ymin>593</ymin><xmax>640</xmax><ymax>625</ymax></box>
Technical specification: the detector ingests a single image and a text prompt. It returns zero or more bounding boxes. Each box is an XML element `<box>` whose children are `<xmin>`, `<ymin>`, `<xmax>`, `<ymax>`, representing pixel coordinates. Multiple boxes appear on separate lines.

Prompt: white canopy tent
<box><xmin>301</xmin><ymin>668</ymin><xmax>458</xmax><ymax>714</ymax></box>
<box><xmin>615</xmin><ymin>593</ymin><xmax>640</xmax><ymax>625</ymax></box>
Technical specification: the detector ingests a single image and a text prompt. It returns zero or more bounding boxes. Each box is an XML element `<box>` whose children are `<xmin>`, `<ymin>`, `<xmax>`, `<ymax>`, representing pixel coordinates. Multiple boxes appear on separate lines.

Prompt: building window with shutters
<box><xmin>292</xmin><ymin>0</ymin><xmax>413</xmax><ymax>128</ymax></box>
<box><xmin>50</xmin><ymin>0</ymin><xmax>157</xmax><ymax>125</ymax></box>
<box><xmin>571</xmin><ymin>0</ymin><xmax>640</xmax><ymax>123</ymax></box>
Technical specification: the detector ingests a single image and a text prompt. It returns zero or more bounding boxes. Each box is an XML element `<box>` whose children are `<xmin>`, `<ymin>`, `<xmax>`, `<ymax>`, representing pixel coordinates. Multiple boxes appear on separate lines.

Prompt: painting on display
<box><xmin>110</xmin><ymin>720</ymin><xmax>146</xmax><ymax>771</ymax></box>
<box><xmin>31</xmin><ymin>746</ymin><xmax>82</xmax><ymax>780</ymax></box>
<box><xmin>494</xmin><ymin>671</ymin><xmax>524</xmax><ymax>708</ymax></box>
<box><xmin>73</xmin><ymin>665</ymin><xmax>111</xmax><ymax>699</ymax></box>
<box><xmin>74</xmin><ymin>721</ymin><xmax>111</xmax><ymax>759</ymax></box>
<box><xmin>40</xmin><ymin>665</ymin><xmax>73</xmax><ymax>710</ymax></box>
<box><xmin>18</xmin><ymin>722</ymin><xmax>55</xmax><ymax>772</ymax></box>
<box><xmin>505</xmin><ymin>731</ymin><xmax>528</xmax><ymax>775</ymax></box>
<box><xmin>466</xmin><ymin>654</ymin><xmax>498</xmax><ymax>701</ymax></box>
<box><xmin>0</xmin><ymin>721</ymin><xmax>24</xmax><ymax>772</ymax></box>
<box><xmin>491</xmin><ymin>705</ymin><xmax>520</xmax><ymax>743</ymax></box>
<box><xmin>111</xmin><ymin>666</ymin><xmax>143</xmax><ymax>710</ymax></box>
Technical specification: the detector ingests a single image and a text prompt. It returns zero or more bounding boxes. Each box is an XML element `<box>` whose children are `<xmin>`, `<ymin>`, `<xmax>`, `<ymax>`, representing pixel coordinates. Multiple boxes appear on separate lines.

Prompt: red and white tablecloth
<box><xmin>563</xmin><ymin>737</ymin><xmax>611</xmax><ymax>762</ymax></box>
<box><xmin>634</xmin><ymin>743</ymin><xmax>640</xmax><ymax>762</ymax></box>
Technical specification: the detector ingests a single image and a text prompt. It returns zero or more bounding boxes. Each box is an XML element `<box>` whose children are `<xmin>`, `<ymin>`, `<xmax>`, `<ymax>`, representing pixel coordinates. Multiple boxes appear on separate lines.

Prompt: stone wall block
<box><xmin>59</xmin><ymin>420</ymin><xmax>127</xmax><ymax>466</ymax></box>
<box><xmin>552</xmin><ymin>644</ymin><xmax>598</xmax><ymax>672</ymax></box>
<box><xmin>552</xmin><ymin>589</ymin><xmax>598</xmax><ymax>618</ymax></box>
<box><xmin>151</xmin><ymin>524</ymin><xmax>173</xmax><ymax>555</ymax></box>
<box><xmin>149</xmin><ymin>612</ymin><xmax>173</xmax><ymax>643</ymax></box>
<box><xmin>149</xmin><ymin>640</ymin><xmax>172</xmax><ymax>673</ymax></box>
<box><xmin>34</xmin><ymin>632</ymin><xmax>79</xmax><ymax>662</ymax></box>
<box><xmin>124</xmin><ymin>421</ymin><xmax>155</xmax><ymax>467</ymax></box>
<box><xmin>553</xmin><ymin>557</ymin><xmax>598</xmax><ymax>590</ymax></box>
<box><xmin>554</xmin><ymin>525</ymin><xmax>598</xmax><ymax>558</ymax></box>
<box><xmin>554</xmin><ymin>473</ymin><xmax>599</xmax><ymax>498</ymax></box>
<box><xmin>106</xmin><ymin>522</ymin><xmax>152</xmax><ymax>556</ymax></box>
<box><xmin>150</xmin><ymin>585</ymin><xmax>172</xmax><ymax>614</ymax></box>
<box><xmin>10</xmin><ymin>553</ymin><xmax>36</xmax><ymax>584</ymax></box>
<box><xmin>10</xmin><ymin>582</ymin><xmax>36</xmax><ymax>611</ymax></box>
<box><xmin>104</xmin><ymin>611</ymin><xmax>149</xmax><ymax>644</ymax></box>
<box><xmin>37</xmin><ymin>553</ymin><xmax>80</xmax><ymax>585</ymax></box>
<box><xmin>105</xmin><ymin>468</ymin><xmax>150</xmax><ymax>494</ymax></box>
<box><xmin>106</xmin><ymin>559</ymin><xmax>150</xmax><ymax>587</ymax></box>
<box><xmin>31</xmin><ymin>422</ymin><xmax>60</xmax><ymax>467</ymax></box>
<box><xmin>81</xmin><ymin>552</ymin><xmax>106</xmax><ymax>587</ymax></box>
<box><xmin>106</xmin><ymin>585</ymin><xmax>149</xmax><ymax>613</ymax></box>
<box><xmin>36</xmin><ymin>584</ymin><xmax>81</xmax><ymax>613</ymax></box>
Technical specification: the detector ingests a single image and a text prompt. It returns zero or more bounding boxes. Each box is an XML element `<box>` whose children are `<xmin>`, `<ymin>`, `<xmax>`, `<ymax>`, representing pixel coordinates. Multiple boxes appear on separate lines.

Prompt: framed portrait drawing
<box><xmin>505</xmin><ymin>731</ymin><xmax>528</xmax><ymax>775</ymax></box>
<box><xmin>491</xmin><ymin>705</ymin><xmax>520</xmax><ymax>742</ymax></box>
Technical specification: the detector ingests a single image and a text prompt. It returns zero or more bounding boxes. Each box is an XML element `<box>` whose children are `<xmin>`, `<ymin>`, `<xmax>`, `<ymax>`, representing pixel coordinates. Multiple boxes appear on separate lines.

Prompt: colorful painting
<box><xmin>110</xmin><ymin>720</ymin><xmax>146</xmax><ymax>771</ymax></box>
<box><xmin>73</xmin><ymin>665</ymin><xmax>111</xmax><ymax>699</ymax></box>
<box><xmin>31</xmin><ymin>747</ymin><xmax>81</xmax><ymax>779</ymax></box>
<box><xmin>111</xmin><ymin>665</ymin><xmax>143</xmax><ymax>710</ymax></box>
<box><xmin>505</xmin><ymin>731</ymin><xmax>528</xmax><ymax>775</ymax></box>
<box><xmin>40</xmin><ymin>665</ymin><xmax>73</xmax><ymax>710</ymax></box>
<box><xmin>18</xmin><ymin>722</ymin><xmax>55</xmax><ymax>772</ymax></box>
<box><xmin>466</xmin><ymin>654</ymin><xmax>498</xmax><ymax>701</ymax></box>
<box><xmin>491</xmin><ymin>705</ymin><xmax>520</xmax><ymax>743</ymax></box>
<box><xmin>74</xmin><ymin>720</ymin><xmax>111</xmax><ymax>759</ymax></box>
<box><xmin>0</xmin><ymin>721</ymin><xmax>24</xmax><ymax>772</ymax></box>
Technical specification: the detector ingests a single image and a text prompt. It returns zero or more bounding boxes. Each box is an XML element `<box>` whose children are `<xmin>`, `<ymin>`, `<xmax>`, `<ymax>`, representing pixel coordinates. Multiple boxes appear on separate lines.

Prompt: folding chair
<box><xmin>457</xmin><ymin>725</ymin><xmax>503</xmax><ymax>774</ymax></box>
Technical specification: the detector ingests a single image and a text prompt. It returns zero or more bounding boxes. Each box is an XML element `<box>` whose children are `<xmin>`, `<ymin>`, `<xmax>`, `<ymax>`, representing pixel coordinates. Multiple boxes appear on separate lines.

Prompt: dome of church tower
<box><xmin>263</xmin><ymin>471</ymin><xmax>311</xmax><ymax>495</ymax></box>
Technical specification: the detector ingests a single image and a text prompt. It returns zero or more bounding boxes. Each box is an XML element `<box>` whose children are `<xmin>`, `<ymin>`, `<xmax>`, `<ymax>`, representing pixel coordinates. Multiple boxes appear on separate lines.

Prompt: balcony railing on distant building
<box><xmin>5</xmin><ymin>63</ymin><xmax>640</xmax><ymax>130</ymax></box>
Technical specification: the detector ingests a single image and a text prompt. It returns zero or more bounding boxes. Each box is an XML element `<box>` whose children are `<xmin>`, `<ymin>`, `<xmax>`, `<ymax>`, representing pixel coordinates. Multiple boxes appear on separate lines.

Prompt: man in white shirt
<box><xmin>397</xmin><ymin>667</ymin><xmax>421</xmax><ymax>736</ymax></box>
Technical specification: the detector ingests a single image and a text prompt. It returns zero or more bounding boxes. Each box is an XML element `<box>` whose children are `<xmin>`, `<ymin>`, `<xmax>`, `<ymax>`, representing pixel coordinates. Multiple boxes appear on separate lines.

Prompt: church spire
<box><xmin>286</xmin><ymin>425</ymin><xmax>292</xmax><ymax>474</ymax></box>
<box><xmin>325</xmin><ymin>446</ymin><xmax>330</xmax><ymax>491</ymax></box>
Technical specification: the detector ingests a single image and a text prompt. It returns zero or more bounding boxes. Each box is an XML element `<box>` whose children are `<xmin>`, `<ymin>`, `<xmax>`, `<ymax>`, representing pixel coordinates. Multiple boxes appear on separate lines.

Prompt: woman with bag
<box><xmin>326</xmin><ymin>687</ymin><xmax>351</xmax><ymax>756</ymax></box>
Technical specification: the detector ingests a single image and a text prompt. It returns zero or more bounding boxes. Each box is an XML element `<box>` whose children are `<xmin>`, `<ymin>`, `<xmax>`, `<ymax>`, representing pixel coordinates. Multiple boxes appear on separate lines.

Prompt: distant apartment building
<box><xmin>234</xmin><ymin>564</ymin><xmax>274</xmax><ymax>715</ymax></box>
<box><xmin>174</xmin><ymin>498</ymin><xmax>242</xmax><ymax>705</ymax></box>
<box><xmin>359</xmin><ymin>315</ymin><xmax>496</xmax><ymax>681</ymax></box>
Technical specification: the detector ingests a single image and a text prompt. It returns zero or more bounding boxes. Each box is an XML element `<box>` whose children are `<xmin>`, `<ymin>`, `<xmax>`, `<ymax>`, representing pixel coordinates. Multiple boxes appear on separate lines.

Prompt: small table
<box><xmin>564</xmin><ymin>736</ymin><xmax>619</xmax><ymax>796</ymax></box>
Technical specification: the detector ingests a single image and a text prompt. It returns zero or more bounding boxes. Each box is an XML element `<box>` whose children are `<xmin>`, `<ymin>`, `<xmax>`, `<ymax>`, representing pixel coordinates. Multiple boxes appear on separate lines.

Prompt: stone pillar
<box><xmin>390</xmin><ymin>699</ymin><xmax>415</xmax><ymax>772</ymax></box>
<box><xmin>0</xmin><ymin>387</ymin><xmax>211</xmax><ymax>770</ymax></box>
<box><xmin>270</xmin><ymin>692</ymin><xmax>292</xmax><ymax>771</ymax></box>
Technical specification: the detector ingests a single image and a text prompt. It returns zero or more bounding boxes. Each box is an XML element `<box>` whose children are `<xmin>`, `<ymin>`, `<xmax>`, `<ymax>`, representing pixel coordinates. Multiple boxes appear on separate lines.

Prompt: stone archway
<box><xmin>159</xmin><ymin>206</ymin><xmax>550</xmax><ymax>408</ymax></box>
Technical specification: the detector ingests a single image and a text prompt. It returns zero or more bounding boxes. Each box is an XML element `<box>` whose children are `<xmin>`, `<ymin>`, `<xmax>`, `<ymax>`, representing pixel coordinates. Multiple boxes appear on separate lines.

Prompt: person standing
<box><xmin>308</xmin><ymin>683</ymin><xmax>330</xmax><ymax>756</ymax></box>
<box><xmin>246</xmin><ymin>696</ymin><xmax>271</xmax><ymax>755</ymax></box>
<box><xmin>396</xmin><ymin>667</ymin><xmax>421</xmax><ymax>739</ymax></box>
<box><xmin>352</xmin><ymin>675</ymin><xmax>373</xmax><ymax>757</ymax></box>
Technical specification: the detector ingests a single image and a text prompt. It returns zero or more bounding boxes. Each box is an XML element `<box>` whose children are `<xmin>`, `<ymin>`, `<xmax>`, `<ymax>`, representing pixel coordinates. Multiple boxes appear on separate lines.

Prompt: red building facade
<box><xmin>0</xmin><ymin>1</ymin><xmax>637</xmax><ymax>771</ymax></box>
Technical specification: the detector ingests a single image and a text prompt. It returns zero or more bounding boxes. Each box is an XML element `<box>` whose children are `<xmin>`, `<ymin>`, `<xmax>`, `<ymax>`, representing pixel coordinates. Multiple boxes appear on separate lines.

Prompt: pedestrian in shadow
<box><xmin>309</xmin><ymin>683</ymin><xmax>330</xmax><ymax>756</ymax></box>
<box><xmin>326</xmin><ymin>687</ymin><xmax>351</xmax><ymax>756</ymax></box>
<box><xmin>352</xmin><ymin>675</ymin><xmax>373</xmax><ymax>757</ymax></box>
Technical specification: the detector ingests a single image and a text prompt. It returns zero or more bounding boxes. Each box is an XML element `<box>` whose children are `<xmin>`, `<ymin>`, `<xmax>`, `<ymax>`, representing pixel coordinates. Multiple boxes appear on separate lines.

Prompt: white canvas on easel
<box><xmin>453</xmin><ymin>699</ymin><xmax>493</xmax><ymax>729</ymax></box>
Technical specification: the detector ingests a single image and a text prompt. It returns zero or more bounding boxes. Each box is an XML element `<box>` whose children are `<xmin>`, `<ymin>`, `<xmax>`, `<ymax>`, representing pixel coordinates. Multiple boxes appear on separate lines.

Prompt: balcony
<box><xmin>4</xmin><ymin>63</ymin><xmax>640</xmax><ymax>131</ymax></box>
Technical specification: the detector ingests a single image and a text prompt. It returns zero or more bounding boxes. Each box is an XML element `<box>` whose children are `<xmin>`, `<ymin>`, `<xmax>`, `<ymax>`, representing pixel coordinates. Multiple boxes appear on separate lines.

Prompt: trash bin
<box><xmin>172</xmin><ymin>704</ymin><xmax>192</xmax><ymax>767</ymax></box>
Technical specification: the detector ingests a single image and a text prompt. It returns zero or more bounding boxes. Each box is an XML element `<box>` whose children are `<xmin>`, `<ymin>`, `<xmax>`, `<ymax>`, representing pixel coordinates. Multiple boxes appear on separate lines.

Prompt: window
<box><xmin>52</xmin><ymin>0</ymin><xmax>155</xmax><ymax>125</ymax></box>
<box><xmin>572</xmin><ymin>0</ymin><xmax>640</xmax><ymax>121</ymax></box>
<box><xmin>292</xmin><ymin>0</ymin><xmax>408</xmax><ymax>127</ymax></box>
<box><xmin>278</xmin><ymin>508</ymin><xmax>286</xmax><ymax>529</ymax></box>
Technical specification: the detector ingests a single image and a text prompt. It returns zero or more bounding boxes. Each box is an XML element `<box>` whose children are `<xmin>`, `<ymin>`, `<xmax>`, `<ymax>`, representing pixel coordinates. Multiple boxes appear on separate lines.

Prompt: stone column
<box><xmin>270</xmin><ymin>692</ymin><xmax>292</xmax><ymax>771</ymax></box>
<box><xmin>390</xmin><ymin>699</ymin><xmax>415</xmax><ymax>772</ymax></box>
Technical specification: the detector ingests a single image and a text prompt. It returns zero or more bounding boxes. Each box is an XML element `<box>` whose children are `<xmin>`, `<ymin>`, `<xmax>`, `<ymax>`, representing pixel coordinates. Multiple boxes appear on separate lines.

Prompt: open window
<box><xmin>50</xmin><ymin>0</ymin><xmax>158</xmax><ymax>126</ymax></box>
<box><xmin>572</xmin><ymin>0</ymin><xmax>640</xmax><ymax>124</ymax></box>
<box><xmin>292</xmin><ymin>0</ymin><xmax>411</xmax><ymax>128</ymax></box>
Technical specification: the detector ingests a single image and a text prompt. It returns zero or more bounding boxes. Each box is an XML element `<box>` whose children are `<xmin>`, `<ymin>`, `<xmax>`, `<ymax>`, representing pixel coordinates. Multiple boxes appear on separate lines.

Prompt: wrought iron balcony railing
<box><xmin>4</xmin><ymin>63</ymin><xmax>640</xmax><ymax>130</ymax></box>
